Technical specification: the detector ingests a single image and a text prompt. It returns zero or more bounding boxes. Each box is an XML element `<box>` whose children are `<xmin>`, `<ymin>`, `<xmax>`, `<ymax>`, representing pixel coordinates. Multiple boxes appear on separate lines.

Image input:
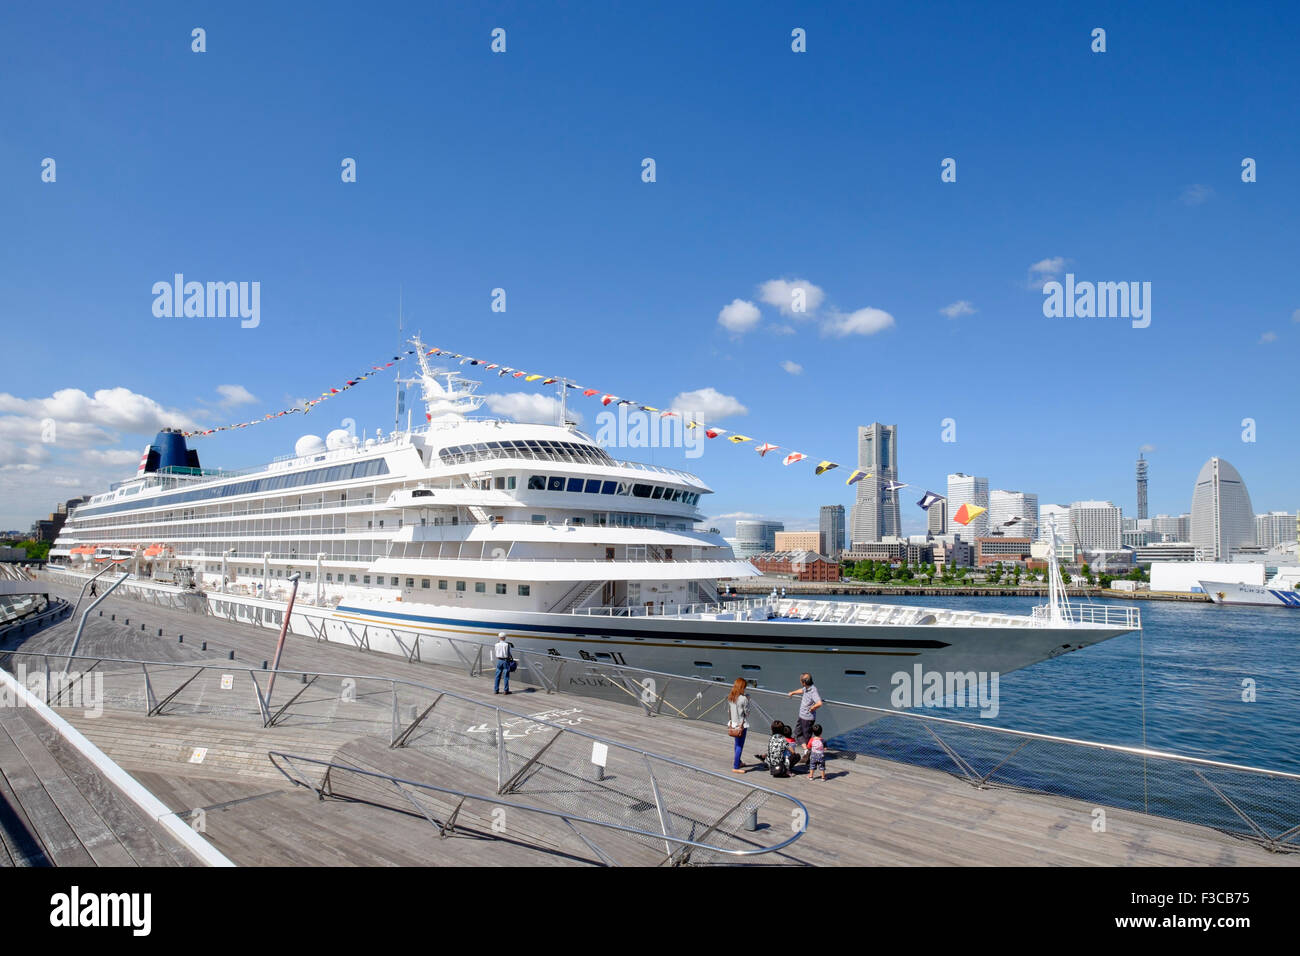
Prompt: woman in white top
<box><xmin>726</xmin><ymin>677</ymin><xmax>750</xmax><ymax>773</ymax></box>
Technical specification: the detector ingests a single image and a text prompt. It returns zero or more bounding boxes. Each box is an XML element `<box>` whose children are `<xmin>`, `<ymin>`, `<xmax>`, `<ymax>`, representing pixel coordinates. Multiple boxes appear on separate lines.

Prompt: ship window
<box><xmin>456</xmin><ymin>581</ymin><xmax>466</xmax><ymax>591</ymax></box>
<box><xmin>495</xmin><ymin>583</ymin><xmax>507</xmax><ymax>594</ymax></box>
<box><xmin>527</xmin><ymin>475</ymin><xmax>544</xmax><ymax>490</ymax></box>
<box><xmin>517</xmin><ymin>584</ymin><xmax>530</xmax><ymax>596</ymax></box>
<box><xmin>741</xmin><ymin>664</ymin><xmax>761</xmax><ymax>670</ymax></box>
<box><xmin>651</xmin><ymin>486</ymin><xmax>664</xmax><ymax>499</ymax></box>
<box><xmin>438</xmin><ymin>580</ymin><xmax>448</xmax><ymax>590</ymax></box>
<box><xmin>391</xmin><ymin>577</ymin><xmax>399</xmax><ymax>585</ymax></box>
<box><xmin>475</xmin><ymin>581</ymin><xmax>485</xmax><ymax>593</ymax></box>
<box><xmin>494</xmin><ymin>477</ymin><xmax>506</xmax><ymax>489</ymax></box>
<box><xmin>507</xmin><ymin>476</ymin><xmax>516</xmax><ymax>489</ymax></box>
<box><xmin>693</xmin><ymin>661</ymin><xmax>713</xmax><ymax>668</ymax></box>
<box><xmin>584</xmin><ymin>479</ymin><xmax>600</xmax><ymax>493</ymax></box>
<box><xmin>600</xmin><ymin>481</ymin><xmax>616</xmax><ymax>495</ymax></box>
<box><xmin>547</xmin><ymin>476</ymin><xmax>564</xmax><ymax>491</ymax></box>
<box><xmin>566</xmin><ymin>477</ymin><xmax>583</xmax><ymax>492</ymax></box>
<box><xmin>349</xmin><ymin>574</ymin><xmax>357</xmax><ymax>583</ymax></box>
<box><xmin>632</xmin><ymin>484</ymin><xmax>652</xmax><ymax>498</ymax></box>
<box><xmin>531</xmin><ymin>514</ymin><xmax>545</xmax><ymax>524</ymax></box>
<box><xmin>422</xmin><ymin>579</ymin><xmax>430</xmax><ymax>588</ymax></box>
<box><xmin>844</xmin><ymin>670</ymin><xmax>866</xmax><ymax>676</ymax></box>
<box><xmin>363</xmin><ymin>575</ymin><xmax>370</xmax><ymax>584</ymax></box>
<box><xmin>326</xmin><ymin>574</ymin><xmax>332</xmax><ymax>582</ymax></box>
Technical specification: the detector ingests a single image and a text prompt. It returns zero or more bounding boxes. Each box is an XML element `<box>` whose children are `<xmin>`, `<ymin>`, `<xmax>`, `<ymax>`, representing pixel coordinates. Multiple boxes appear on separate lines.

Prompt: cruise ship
<box><xmin>47</xmin><ymin>338</ymin><xmax>1141</xmax><ymax>735</ymax></box>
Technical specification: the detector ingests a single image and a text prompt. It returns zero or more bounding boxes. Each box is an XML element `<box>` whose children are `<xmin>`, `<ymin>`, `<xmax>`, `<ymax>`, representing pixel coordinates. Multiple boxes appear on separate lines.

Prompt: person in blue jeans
<box><xmin>493</xmin><ymin>632</ymin><xmax>514</xmax><ymax>694</ymax></box>
<box><xmin>726</xmin><ymin>677</ymin><xmax>750</xmax><ymax>772</ymax></box>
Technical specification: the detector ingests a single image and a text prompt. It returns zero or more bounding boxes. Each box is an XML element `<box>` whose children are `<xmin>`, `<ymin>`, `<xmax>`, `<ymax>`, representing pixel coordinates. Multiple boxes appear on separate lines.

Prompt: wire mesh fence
<box><xmin>499</xmin><ymin>646</ymin><xmax>1300</xmax><ymax>853</ymax></box>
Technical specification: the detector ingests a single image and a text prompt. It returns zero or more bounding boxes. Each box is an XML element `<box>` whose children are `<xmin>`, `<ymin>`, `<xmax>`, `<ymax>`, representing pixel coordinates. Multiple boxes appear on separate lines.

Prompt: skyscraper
<box><xmin>926</xmin><ymin>498</ymin><xmax>948</xmax><ymax>535</ymax></box>
<box><xmin>1136</xmin><ymin>453</ymin><xmax>1149</xmax><ymax>520</ymax></box>
<box><xmin>1190</xmin><ymin>458</ymin><xmax>1255</xmax><ymax>560</ymax></box>
<box><xmin>1038</xmin><ymin>503</ymin><xmax>1071</xmax><ymax>544</ymax></box>
<box><xmin>733</xmin><ymin>519</ymin><xmax>785</xmax><ymax>559</ymax></box>
<box><xmin>849</xmin><ymin>423</ymin><xmax>900</xmax><ymax>545</ymax></box>
<box><xmin>947</xmin><ymin>473</ymin><xmax>989</xmax><ymax>538</ymax></box>
<box><xmin>819</xmin><ymin>504</ymin><xmax>846</xmax><ymax>559</ymax></box>
<box><xmin>1069</xmin><ymin>501</ymin><xmax>1123</xmax><ymax>551</ymax></box>
<box><xmin>990</xmin><ymin>490</ymin><xmax>1039</xmax><ymax>539</ymax></box>
<box><xmin>1255</xmin><ymin>511</ymin><xmax>1297</xmax><ymax>550</ymax></box>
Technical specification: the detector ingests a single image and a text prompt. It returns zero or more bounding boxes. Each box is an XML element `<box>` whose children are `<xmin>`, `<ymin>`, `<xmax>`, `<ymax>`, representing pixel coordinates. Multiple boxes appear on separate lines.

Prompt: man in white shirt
<box><xmin>493</xmin><ymin>631</ymin><xmax>514</xmax><ymax>695</ymax></box>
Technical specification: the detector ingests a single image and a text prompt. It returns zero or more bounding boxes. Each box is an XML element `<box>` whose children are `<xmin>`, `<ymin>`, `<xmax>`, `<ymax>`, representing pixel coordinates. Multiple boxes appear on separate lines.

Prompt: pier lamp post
<box><xmin>315</xmin><ymin>553</ymin><xmax>324</xmax><ymax>604</ymax></box>
<box><xmin>262</xmin><ymin>552</ymin><xmax>270</xmax><ymax>597</ymax></box>
<box><xmin>222</xmin><ymin>548</ymin><xmax>235</xmax><ymax>593</ymax></box>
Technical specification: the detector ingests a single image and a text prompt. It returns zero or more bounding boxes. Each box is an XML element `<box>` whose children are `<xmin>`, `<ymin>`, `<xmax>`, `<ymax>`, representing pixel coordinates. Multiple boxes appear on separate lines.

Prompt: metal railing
<box><xmin>0</xmin><ymin>648</ymin><xmax>808</xmax><ymax>867</ymax></box>
<box><xmin>505</xmin><ymin>647</ymin><xmax>1299</xmax><ymax>853</ymax></box>
<box><xmin>268</xmin><ymin>752</ymin><xmax>800</xmax><ymax>866</ymax></box>
<box><xmin>1030</xmin><ymin>602</ymin><xmax>1142</xmax><ymax>628</ymax></box>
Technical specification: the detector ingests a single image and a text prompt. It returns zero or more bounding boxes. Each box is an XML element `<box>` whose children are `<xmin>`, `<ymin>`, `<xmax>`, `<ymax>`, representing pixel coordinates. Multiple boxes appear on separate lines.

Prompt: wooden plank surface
<box><xmin>15</xmin><ymin>578</ymin><xmax>1300</xmax><ymax>868</ymax></box>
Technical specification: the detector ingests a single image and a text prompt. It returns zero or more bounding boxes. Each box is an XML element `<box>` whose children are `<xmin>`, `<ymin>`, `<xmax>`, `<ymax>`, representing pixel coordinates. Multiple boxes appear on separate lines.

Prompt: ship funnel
<box><xmin>140</xmin><ymin>428</ymin><xmax>201</xmax><ymax>473</ymax></box>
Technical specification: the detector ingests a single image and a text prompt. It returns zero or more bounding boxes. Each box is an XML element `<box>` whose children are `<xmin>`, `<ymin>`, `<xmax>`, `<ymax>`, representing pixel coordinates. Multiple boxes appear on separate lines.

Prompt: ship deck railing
<box><xmin>573</xmin><ymin>596</ymin><xmax>1140</xmax><ymax>630</ymax></box>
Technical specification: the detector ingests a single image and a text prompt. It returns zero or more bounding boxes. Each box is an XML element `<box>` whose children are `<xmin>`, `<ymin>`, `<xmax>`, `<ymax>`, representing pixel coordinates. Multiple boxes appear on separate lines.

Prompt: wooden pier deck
<box><xmin>0</xmin><ymin>701</ymin><xmax>199</xmax><ymax>867</ymax></box>
<box><xmin>7</xmin><ymin>578</ymin><xmax>1295</xmax><ymax>868</ymax></box>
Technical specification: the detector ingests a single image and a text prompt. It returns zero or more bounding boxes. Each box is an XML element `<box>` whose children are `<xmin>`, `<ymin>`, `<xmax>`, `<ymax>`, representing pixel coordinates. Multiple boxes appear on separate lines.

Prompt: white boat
<box><xmin>1201</xmin><ymin>569</ymin><xmax>1300</xmax><ymax>608</ymax></box>
<box><xmin>47</xmin><ymin>337</ymin><xmax>1140</xmax><ymax>736</ymax></box>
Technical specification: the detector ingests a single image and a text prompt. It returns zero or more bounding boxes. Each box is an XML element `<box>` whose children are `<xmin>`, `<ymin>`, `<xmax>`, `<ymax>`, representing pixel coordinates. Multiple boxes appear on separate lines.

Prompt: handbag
<box><xmin>727</xmin><ymin>699</ymin><xmax>745</xmax><ymax>737</ymax></box>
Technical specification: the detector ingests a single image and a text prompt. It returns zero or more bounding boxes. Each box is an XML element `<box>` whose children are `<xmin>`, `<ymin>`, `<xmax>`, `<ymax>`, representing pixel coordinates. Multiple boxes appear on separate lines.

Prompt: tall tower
<box><xmin>1136</xmin><ymin>453</ymin><xmax>1149</xmax><ymax>520</ymax></box>
<box><xmin>819</xmin><ymin>505</ymin><xmax>846</xmax><ymax>559</ymax></box>
<box><xmin>849</xmin><ymin>424</ymin><xmax>900</xmax><ymax>545</ymax></box>
<box><xmin>1190</xmin><ymin>457</ymin><xmax>1255</xmax><ymax>560</ymax></box>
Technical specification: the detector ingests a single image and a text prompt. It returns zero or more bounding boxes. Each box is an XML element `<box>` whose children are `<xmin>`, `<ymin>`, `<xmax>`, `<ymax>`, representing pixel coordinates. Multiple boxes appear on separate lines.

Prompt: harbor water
<box><xmin>823</xmin><ymin>594</ymin><xmax>1300</xmax><ymax>773</ymax></box>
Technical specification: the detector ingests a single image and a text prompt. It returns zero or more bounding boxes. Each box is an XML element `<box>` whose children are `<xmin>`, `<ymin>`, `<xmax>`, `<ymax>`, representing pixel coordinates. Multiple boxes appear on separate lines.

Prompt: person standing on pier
<box><xmin>726</xmin><ymin>677</ymin><xmax>750</xmax><ymax>773</ymax></box>
<box><xmin>787</xmin><ymin>673</ymin><xmax>823</xmax><ymax>760</ymax></box>
<box><xmin>493</xmin><ymin>632</ymin><xmax>514</xmax><ymax>695</ymax></box>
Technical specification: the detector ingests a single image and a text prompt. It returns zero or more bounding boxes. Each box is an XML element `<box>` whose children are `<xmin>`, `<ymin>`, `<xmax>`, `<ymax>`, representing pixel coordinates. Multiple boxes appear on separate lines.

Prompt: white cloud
<box><xmin>718</xmin><ymin>298</ymin><xmax>762</xmax><ymax>333</ymax></box>
<box><xmin>1291</xmin><ymin>308</ymin><xmax>1300</xmax><ymax>323</ymax></box>
<box><xmin>1139</xmin><ymin>443</ymin><xmax>1156</xmax><ymax>453</ymax></box>
<box><xmin>1180</xmin><ymin>184</ymin><xmax>1214</xmax><ymax>206</ymax></box>
<box><xmin>757</xmin><ymin>278</ymin><xmax>826</xmax><ymax>317</ymax></box>
<box><xmin>0</xmin><ymin>386</ymin><xmax>197</xmax><ymax>434</ymax></box>
<box><xmin>822</xmin><ymin>307</ymin><xmax>895</xmax><ymax>337</ymax></box>
<box><xmin>940</xmin><ymin>300</ymin><xmax>976</xmax><ymax>318</ymax></box>
<box><xmin>482</xmin><ymin>392</ymin><xmax>583</xmax><ymax>426</ymax></box>
<box><xmin>1259</xmin><ymin>331</ymin><xmax>1278</xmax><ymax>344</ymax></box>
<box><xmin>1029</xmin><ymin>257</ymin><xmax>1066</xmax><ymax>276</ymax></box>
<box><xmin>669</xmin><ymin>387</ymin><xmax>748</xmax><ymax>421</ymax></box>
<box><xmin>215</xmin><ymin>384</ymin><xmax>257</xmax><ymax>407</ymax></box>
<box><xmin>780</xmin><ymin>360</ymin><xmax>803</xmax><ymax>375</ymax></box>
<box><xmin>82</xmin><ymin>448</ymin><xmax>145</xmax><ymax>467</ymax></box>
<box><xmin>771</xmin><ymin>324</ymin><xmax>796</xmax><ymax>336</ymax></box>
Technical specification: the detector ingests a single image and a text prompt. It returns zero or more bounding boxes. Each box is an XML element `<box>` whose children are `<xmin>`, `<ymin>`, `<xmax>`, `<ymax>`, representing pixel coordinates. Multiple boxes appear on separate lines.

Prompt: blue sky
<box><xmin>2</xmin><ymin>1</ymin><xmax>1297</xmax><ymax>532</ymax></box>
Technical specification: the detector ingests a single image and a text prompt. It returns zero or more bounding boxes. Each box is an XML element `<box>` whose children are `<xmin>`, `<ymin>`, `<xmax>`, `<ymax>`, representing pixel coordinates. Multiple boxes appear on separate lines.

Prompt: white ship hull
<box><xmin>1201</xmin><ymin>581</ymin><xmax>1300</xmax><ymax>608</ymax></box>
<box><xmin>44</xmin><ymin>568</ymin><xmax>1135</xmax><ymax>740</ymax></box>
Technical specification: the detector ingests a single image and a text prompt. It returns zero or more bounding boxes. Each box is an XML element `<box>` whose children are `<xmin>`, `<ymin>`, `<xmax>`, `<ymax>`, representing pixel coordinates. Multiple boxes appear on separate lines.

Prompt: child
<box><xmin>762</xmin><ymin>721</ymin><xmax>798</xmax><ymax>778</ymax></box>
<box><xmin>806</xmin><ymin>724</ymin><xmax>826</xmax><ymax>781</ymax></box>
